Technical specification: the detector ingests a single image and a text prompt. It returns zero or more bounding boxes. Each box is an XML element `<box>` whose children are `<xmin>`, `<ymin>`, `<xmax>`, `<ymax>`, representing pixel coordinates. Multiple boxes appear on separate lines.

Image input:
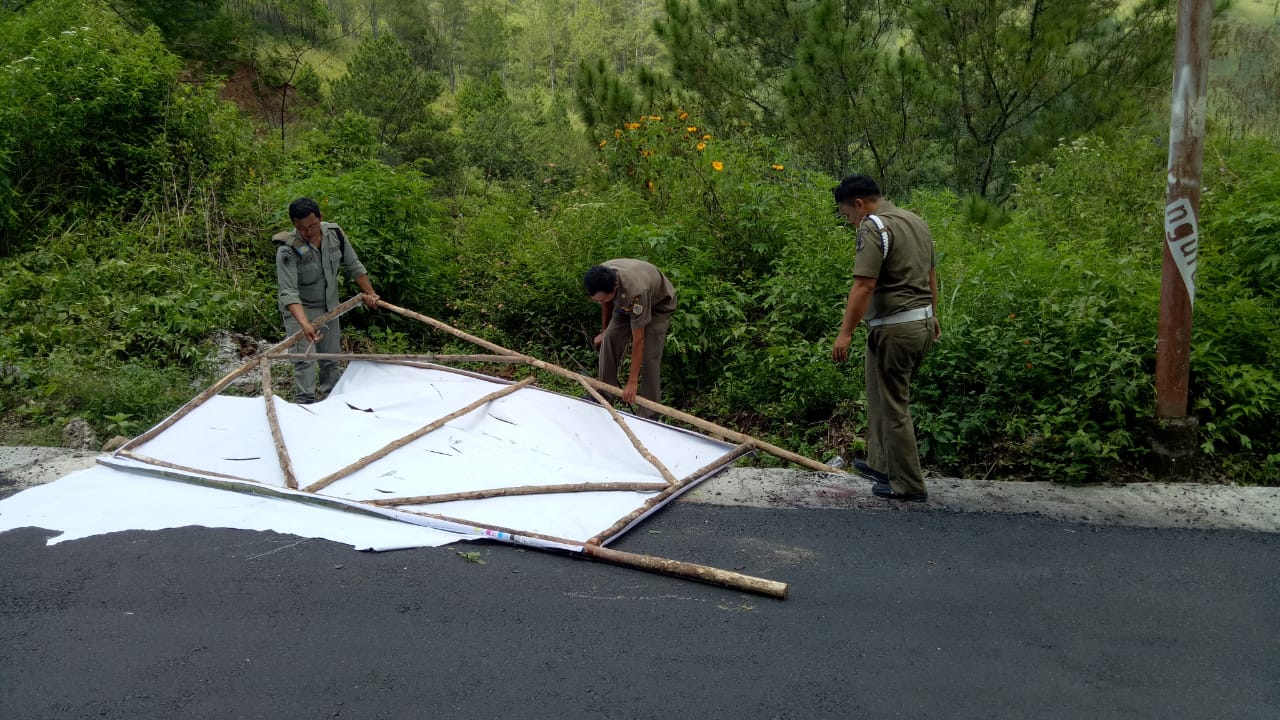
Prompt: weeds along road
<box><xmin>2</xmin><ymin>501</ymin><xmax>1277</xmax><ymax>719</ymax></box>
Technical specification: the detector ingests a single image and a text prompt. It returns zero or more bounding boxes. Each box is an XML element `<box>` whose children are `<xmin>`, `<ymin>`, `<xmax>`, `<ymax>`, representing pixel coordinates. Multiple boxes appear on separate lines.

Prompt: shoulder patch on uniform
<box><xmin>866</xmin><ymin>214</ymin><xmax>891</xmax><ymax>259</ymax></box>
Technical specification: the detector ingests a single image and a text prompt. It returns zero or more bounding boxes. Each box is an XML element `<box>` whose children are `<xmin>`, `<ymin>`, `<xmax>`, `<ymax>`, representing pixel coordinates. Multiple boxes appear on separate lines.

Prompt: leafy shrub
<box><xmin>0</xmin><ymin>2</ymin><xmax>182</xmax><ymax>252</ymax></box>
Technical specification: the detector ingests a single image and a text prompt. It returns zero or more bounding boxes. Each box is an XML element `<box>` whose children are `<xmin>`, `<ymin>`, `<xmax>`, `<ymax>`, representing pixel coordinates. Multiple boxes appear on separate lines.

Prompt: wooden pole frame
<box><xmin>112</xmin><ymin>294</ymin><xmax>848</xmax><ymax>598</ymax></box>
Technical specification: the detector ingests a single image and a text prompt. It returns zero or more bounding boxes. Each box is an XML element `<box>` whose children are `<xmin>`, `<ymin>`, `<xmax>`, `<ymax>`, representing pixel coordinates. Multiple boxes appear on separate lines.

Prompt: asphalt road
<box><xmin>2</xmin><ymin>503</ymin><xmax>1277</xmax><ymax>720</ymax></box>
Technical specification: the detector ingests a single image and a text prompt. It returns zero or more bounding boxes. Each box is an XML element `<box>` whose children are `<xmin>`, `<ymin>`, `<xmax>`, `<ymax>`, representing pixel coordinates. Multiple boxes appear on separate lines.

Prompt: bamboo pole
<box><xmin>121</xmin><ymin>295</ymin><xmax>366</xmax><ymax>453</ymax></box>
<box><xmin>588</xmin><ymin>443</ymin><xmax>756</xmax><ymax>546</ymax></box>
<box><xmin>260</xmin><ymin>357</ymin><xmax>299</xmax><ymax>490</ymax></box>
<box><xmin>366</xmin><ymin>481</ymin><xmax>669</xmax><ymax>506</ymax></box>
<box><xmin>104</xmin><ymin>455</ymin><xmax>421</xmax><ymax>523</ymax></box>
<box><xmin>302</xmin><ymin>376</ymin><xmax>538</xmax><ymax>494</ymax></box>
<box><xmin>576</xmin><ymin>377</ymin><xmax>678</xmax><ymax>485</ymax></box>
<box><xmin>390</xmin><ymin>506</ymin><xmax>787</xmax><ymax>598</ymax></box>
<box><xmin>260</xmin><ymin>295</ymin><xmax>369</xmax><ymax>359</ymax></box>
<box><xmin>677</xmin><ymin>442</ymin><xmax>758</xmax><ymax>487</ymax></box>
<box><xmin>273</xmin><ymin>353</ymin><xmax>523</xmax><ymax>363</ymax></box>
<box><xmin>375</xmin><ymin>300</ymin><xmax>840</xmax><ymax>475</ymax></box>
<box><xmin>582</xmin><ymin>544</ymin><xmax>788</xmax><ymax>599</ymax></box>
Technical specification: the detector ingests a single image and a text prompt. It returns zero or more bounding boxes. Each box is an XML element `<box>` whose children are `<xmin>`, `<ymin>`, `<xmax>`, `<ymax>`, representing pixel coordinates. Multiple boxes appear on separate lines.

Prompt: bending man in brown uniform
<box><xmin>584</xmin><ymin>259</ymin><xmax>677</xmax><ymax>418</ymax></box>
<box><xmin>830</xmin><ymin>175</ymin><xmax>941</xmax><ymax>502</ymax></box>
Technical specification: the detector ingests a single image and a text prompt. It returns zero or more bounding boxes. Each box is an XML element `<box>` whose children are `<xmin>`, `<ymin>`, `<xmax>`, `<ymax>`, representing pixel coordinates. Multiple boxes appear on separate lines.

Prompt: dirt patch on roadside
<box><xmin>0</xmin><ymin>447</ymin><xmax>99</xmax><ymax>501</ymax></box>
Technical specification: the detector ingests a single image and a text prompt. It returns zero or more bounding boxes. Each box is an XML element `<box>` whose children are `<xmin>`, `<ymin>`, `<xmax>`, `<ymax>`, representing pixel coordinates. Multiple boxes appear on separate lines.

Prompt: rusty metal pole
<box><xmin>1153</xmin><ymin>0</ymin><xmax>1212</xmax><ymax>478</ymax></box>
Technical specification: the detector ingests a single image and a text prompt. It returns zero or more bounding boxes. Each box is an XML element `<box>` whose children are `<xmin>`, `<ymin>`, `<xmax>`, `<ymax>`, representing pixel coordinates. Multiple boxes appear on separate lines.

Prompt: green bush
<box><xmin>0</xmin><ymin>220</ymin><xmax>270</xmax><ymax>441</ymax></box>
<box><xmin>0</xmin><ymin>2</ymin><xmax>182</xmax><ymax>252</ymax></box>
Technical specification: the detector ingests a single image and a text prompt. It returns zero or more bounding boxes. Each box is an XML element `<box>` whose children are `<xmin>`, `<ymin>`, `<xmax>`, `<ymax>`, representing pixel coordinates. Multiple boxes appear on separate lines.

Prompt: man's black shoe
<box><xmin>872</xmin><ymin>483</ymin><xmax>927</xmax><ymax>502</ymax></box>
<box><xmin>852</xmin><ymin>459</ymin><xmax>888</xmax><ymax>484</ymax></box>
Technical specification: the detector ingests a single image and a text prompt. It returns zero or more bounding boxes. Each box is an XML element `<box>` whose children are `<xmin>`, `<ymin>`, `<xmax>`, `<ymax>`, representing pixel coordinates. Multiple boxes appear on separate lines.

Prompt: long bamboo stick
<box><xmin>260</xmin><ymin>357</ymin><xmax>299</xmax><ymax>490</ymax></box>
<box><xmin>273</xmin><ymin>353</ymin><xmax>522</xmax><ymax>363</ymax></box>
<box><xmin>582</xmin><ymin>544</ymin><xmax>788</xmax><ymax>599</ymax></box>
<box><xmin>366</xmin><ymin>481</ymin><xmax>669</xmax><ymax>506</ymax></box>
<box><xmin>375</xmin><ymin>300</ymin><xmax>840</xmax><ymax>475</ymax></box>
<box><xmin>576</xmin><ymin>377</ymin><xmax>678</xmax><ymax>485</ymax></box>
<box><xmin>301</xmin><ymin>376</ymin><xmax>538</xmax><ymax>494</ymax></box>
<box><xmin>104</xmin><ymin>455</ymin><xmax>428</xmax><ymax>523</ymax></box>
<box><xmin>588</xmin><ymin>442</ymin><xmax>756</xmax><ymax>546</ymax></box>
<box><xmin>121</xmin><ymin>295</ymin><xmax>366</xmax><ymax>453</ymax></box>
<box><xmin>390</xmin><ymin>506</ymin><xmax>787</xmax><ymax>598</ymax></box>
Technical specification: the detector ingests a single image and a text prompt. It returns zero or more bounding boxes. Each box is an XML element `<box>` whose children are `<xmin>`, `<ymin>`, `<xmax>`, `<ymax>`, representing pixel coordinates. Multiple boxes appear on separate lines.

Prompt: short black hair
<box><xmin>832</xmin><ymin>174</ymin><xmax>882</xmax><ymax>205</ymax></box>
<box><xmin>288</xmin><ymin>197</ymin><xmax>322</xmax><ymax>221</ymax></box>
<box><xmin>583</xmin><ymin>265</ymin><xmax>618</xmax><ymax>295</ymax></box>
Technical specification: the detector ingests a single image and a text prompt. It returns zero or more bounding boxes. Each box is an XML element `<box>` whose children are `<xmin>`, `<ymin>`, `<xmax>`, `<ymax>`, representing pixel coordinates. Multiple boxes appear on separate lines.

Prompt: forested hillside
<box><xmin>2</xmin><ymin>0</ymin><xmax>1277</xmax><ymax>483</ymax></box>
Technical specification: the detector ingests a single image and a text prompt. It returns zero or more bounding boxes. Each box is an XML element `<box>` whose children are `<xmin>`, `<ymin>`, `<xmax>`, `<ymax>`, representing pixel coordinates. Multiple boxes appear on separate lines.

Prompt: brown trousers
<box><xmin>598</xmin><ymin>312</ymin><xmax>672</xmax><ymax>419</ymax></box>
<box><xmin>865</xmin><ymin>317</ymin><xmax>937</xmax><ymax>495</ymax></box>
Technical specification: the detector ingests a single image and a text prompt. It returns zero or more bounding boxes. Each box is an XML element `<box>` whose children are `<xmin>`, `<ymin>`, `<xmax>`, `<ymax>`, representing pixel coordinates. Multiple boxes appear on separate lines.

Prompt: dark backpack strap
<box><xmin>332</xmin><ymin>225</ymin><xmax>348</xmax><ymax>260</ymax></box>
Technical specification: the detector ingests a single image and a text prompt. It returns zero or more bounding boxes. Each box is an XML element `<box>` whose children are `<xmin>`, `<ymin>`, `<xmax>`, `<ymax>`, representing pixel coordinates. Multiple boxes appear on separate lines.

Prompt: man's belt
<box><xmin>867</xmin><ymin>305</ymin><xmax>934</xmax><ymax>328</ymax></box>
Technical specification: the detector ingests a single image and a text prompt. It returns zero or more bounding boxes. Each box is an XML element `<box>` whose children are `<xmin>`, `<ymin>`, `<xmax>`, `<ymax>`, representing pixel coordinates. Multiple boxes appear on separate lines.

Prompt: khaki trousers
<box><xmin>282</xmin><ymin>307</ymin><xmax>342</xmax><ymax>404</ymax></box>
<box><xmin>864</xmin><ymin>318</ymin><xmax>937</xmax><ymax>495</ymax></box>
<box><xmin>598</xmin><ymin>311</ymin><xmax>672</xmax><ymax>419</ymax></box>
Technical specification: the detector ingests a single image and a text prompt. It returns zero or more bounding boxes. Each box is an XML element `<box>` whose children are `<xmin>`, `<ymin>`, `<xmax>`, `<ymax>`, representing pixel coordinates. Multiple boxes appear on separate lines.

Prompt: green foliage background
<box><xmin>1</xmin><ymin>0</ymin><xmax>1277</xmax><ymax>484</ymax></box>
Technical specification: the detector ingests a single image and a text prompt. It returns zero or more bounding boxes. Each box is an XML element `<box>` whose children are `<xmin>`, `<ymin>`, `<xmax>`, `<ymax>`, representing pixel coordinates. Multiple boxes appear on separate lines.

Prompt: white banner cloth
<box><xmin>2</xmin><ymin>362</ymin><xmax>736</xmax><ymax>551</ymax></box>
<box><xmin>0</xmin><ymin>465</ymin><xmax>468</xmax><ymax>550</ymax></box>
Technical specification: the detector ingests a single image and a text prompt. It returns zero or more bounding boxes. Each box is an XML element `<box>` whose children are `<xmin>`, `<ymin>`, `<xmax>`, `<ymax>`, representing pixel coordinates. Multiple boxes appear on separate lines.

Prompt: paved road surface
<box><xmin>2</xmin><ymin>503</ymin><xmax>1277</xmax><ymax>719</ymax></box>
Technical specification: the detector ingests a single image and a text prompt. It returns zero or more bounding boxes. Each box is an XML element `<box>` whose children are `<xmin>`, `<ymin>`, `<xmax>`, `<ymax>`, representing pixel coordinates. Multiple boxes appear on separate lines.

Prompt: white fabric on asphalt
<box><xmin>0</xmin><ymin>464</ymin><xmax>468</xmax><ymax>550</ymax></box>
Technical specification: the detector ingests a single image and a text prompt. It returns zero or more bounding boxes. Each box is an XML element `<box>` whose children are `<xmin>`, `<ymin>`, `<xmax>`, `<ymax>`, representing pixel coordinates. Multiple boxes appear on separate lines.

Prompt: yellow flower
<box><xmin>650</xmin><ymin>115</ymin><xmax>663</xmax><ymax>121</ymax></box>
<box><xmin>678</xmin><ymin>111</ymin><xmax>688</xmax><ymax>120</ymax></box>
<box><xmin>598</xmin><ymin>139</ymin><xmax>607</xmax><ymax>148</ymax></box>
<box><xmin>646</xmin><ymin>180</ymin><xmax>655</xmax><ymax>192</ymax></box>
<box><xmin>687</xmin><ymin>126</ymin><xmax>697</xmax><ymax>133</ymax></box>
<box><xmin>641</xmin><ymin>150</ymin><xmax>654</xmax><ymax>158</ymax></box>
<box><xmin>712</xmin><ymin>160</ymin><xmax>724</xmax><ymax>171</ymax></box>
<box><xmin>696</xmin><ymin>142</ymin><xmax>706</xmax><ymax>152</ymax></box>
<box><xmin>702</xmin><ymin>134</ymin><xmax>712</xmax><ymax>140</ymax></box>
<box><xmin>626</xmin><ymin>122</ymin><xmax>641</xmax><ymax>130</ymax></box>
<box><xmin>771</xmin><ymin>164</ymin><xmax>784</xmax><ymax>171</ymax></box>
<box><xmin>614</xmin><ymin>129</ymin><xmax>622</xmax><ymax>138</ymax></box>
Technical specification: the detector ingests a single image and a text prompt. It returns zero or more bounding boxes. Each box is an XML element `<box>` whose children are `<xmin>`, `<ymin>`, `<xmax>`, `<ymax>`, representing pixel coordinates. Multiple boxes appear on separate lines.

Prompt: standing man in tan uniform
<box><xmin>830</xmin><ymin>175</ymin><xmax>941</xmax><ymax>502</ymax></box>
<box><xmin>584</xmin><ymin>259</ymin><xmax>677</xmax><ymax>418</ymax></box>
<box><xmin>274</xmin><ymin>197</ymin><xmax>379</xmax><ymax>404</ymax></box>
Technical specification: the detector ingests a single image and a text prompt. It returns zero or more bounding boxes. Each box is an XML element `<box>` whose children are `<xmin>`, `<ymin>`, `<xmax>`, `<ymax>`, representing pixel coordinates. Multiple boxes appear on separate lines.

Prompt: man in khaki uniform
<box><xmin>274</xmin><ymin>197</ymin><xmax>379</xmax><ymax>404</ymax></box>
<box><xmin>584</xmin><ymin>259</ymin><xmax>677</xmax><ymax>418</ymax></box>
<box><xmin>830</xmin><ymin>175</ymin><xmax>941</xmax><ymax>501</ymax></box>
